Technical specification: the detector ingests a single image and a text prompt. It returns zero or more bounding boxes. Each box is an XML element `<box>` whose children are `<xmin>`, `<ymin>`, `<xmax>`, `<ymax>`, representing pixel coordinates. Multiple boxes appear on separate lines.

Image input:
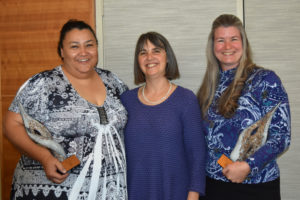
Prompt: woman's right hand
<box><xmin>4</xmin><ymin>111</ymin><xmax>69</xmax><ymax>184</ymax></box>
<box><xmin>222</xmin><ymin>161</ymin><xmax>250</xmax><ymax>183</ymax></box>
<box><xmin>40</xmin><ymin>154</ymin><xmax>69</xmax><ymax>184</ymax></box>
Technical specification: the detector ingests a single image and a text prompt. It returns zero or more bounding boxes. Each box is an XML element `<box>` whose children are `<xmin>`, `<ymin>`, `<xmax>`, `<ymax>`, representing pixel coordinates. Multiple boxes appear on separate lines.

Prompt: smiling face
<box><xmin>214</xmin><ymin>26</ymin><xmax>243</xmax><ymax>71</ymax></box>
<box><xmin>138</xmin><ymin>40</ymin><xmax>167</xmax><ymax>80</ymax></box>
<box><xmin>61</xmin><ymin>28</ymin><xmax>98</xmax><ymax>78</ymax></box>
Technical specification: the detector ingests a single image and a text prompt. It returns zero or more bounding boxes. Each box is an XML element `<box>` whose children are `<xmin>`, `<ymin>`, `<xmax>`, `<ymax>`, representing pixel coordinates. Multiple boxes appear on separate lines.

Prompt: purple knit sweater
<box><xmin>121</xmin><ymin>86</ymin><xmax>206</xmax><ymax>200</ymax></box>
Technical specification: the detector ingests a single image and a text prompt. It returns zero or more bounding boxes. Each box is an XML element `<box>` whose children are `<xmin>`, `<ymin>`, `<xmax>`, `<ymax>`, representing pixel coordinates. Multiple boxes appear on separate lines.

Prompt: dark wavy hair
<box><xmin>57</xmin><ymin>19</ymin><xmax>98</xmax><ymax>59</ymax></box>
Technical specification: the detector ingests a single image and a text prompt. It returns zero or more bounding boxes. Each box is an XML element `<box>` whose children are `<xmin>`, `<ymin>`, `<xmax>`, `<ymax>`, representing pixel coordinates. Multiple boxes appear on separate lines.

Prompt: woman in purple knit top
<box><xmin>121</xmin><ymin>32</ymin><xmax>206</xmax><ymax>200</ymax></box>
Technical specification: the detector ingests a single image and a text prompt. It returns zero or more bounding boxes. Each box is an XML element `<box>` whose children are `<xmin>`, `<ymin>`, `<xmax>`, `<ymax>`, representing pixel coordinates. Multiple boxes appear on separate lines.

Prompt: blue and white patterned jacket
<box><xmin>203</xmin><ymin>67</ymin><xmax>291</xmax><ymax>184</ymax></box>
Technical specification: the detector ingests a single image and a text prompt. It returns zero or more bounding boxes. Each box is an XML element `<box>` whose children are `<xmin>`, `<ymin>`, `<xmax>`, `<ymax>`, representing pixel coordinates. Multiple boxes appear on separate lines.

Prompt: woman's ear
<box><xmin>60</xmin><ymin>48</ymin><xmax>64</xmax><ymax>58</ymax></box>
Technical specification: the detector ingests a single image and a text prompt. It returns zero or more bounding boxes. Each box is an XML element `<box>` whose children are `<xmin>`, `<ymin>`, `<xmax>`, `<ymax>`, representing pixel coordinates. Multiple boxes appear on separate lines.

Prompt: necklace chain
<box><xmin>142</xmin><ymin>81</ymin><xmax>173</xmax><ymax>105</ymax></box>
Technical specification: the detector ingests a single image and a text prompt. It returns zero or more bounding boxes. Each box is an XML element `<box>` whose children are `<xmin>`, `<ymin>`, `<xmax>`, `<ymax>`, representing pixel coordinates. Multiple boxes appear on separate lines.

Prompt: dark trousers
<box><xmin>200</xmin><ymin>176</ymin><xmax>281</xmax><ymax>200</ymax></box>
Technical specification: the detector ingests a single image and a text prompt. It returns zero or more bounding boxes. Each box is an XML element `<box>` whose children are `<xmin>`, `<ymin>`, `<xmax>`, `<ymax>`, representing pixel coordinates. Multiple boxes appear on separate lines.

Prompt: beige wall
<box><xmin>245</xmin><ymin>1</ymin><xmax>300</xmax><ymax>199</ymax></box>
<box><xmin>102</xmin><ymin>0</ymin><xmax>236</xmax><ymax>91</ymax></box>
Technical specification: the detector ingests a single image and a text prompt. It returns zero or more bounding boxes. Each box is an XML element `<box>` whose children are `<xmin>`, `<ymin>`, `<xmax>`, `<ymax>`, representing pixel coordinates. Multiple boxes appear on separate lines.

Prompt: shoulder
<box><xmin>95</xmin><ymin>67</ymin><xmax>128</xmax><ymax>94</ymax></box>
<box><xmin>10</xmin><ymin>66</ymin><xmax>61</xmax><ymax>112</ymax></box>
<box><xmin>120</xmin><ymin>88</ymin><xmax>139</xmax><ymax>108</ymax></box>
<box><xmin>249</xmin><ymin>67</ymin><xmax>283</xmax><ymax>86</ymax></box>
<box><xmin>172</xmin><ymin>86</ymin><xmax>200</xmax><ymax>112</ymax></box>
<box><xmin>17</xmin><ymin>66</ymin><xmax>61</xmax><ymax>95</ymax></box>
<box><xmin>247</xmin><ymin>67</ymin><xmax>288</xmax><ymax>104</ymax></box>
<box><xmin>95</xmin><ymin>67</ymin><xmax>117</xmax><ymax>81</ymax></box>
<box><xmin>175</xmin><ymin>86</ymin><xmax>198</xmax><ymax>103</ymax></box>
<box><xmin>121</xmin><ymin>87</ymin><xmax>139</xmax><ymax>101</ymax></box>
<box><xmin>95</xmin><ymin>67</ymin><xmax>122</xmax><ymax>81</ymax></box>
<box><xmin>246</xmin><ymin>68</ymin><xmax>286</xmax><ymax>94</ymax></box>
<box><xmin>173</xmin><ymin>86</ymin><xmax>202</xmax><ymax>119</ymax></box>
<box><xmin>95</xmin><ymin>67</ymin><xmax>112</xmax><ymax>77</ymax></box>
<box><xmin>30</xmin><ymin>66</ymin><xmax>59</xmax><ymax>81</ymax></box>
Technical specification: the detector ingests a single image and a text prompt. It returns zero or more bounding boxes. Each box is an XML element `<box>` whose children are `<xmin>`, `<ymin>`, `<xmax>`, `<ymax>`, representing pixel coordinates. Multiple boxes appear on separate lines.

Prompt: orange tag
<box><xmin>217</xmin><ymin>154</ymin><xmax>233</xmax><ymax>168</ymax></box>
<box><xmin>61</xmin><ymin>155</ymin><xmax>80</xmax><ymax>171</ymax></box>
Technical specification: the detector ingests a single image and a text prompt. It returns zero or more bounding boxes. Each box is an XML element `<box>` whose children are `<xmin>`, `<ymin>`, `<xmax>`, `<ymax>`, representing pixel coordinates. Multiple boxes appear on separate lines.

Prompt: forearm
<box><xmin>4</xmin><ymin>111</ymin><xmax>53</xmax><ymax>164</ymax></box>
<box><xmin>247</xmin><ymin>73</ymin><xmax>291</xmax><ymax>176</ymax></box>
<box><xmin>246</xmin><ymin>139</ymin><xmax>289</xmax><ymax>177</ymax></box>
<box><xmin>247</xmin><ymin>107</ymin><xmax>291</xmax><ymax>176</ymax></box>
<box><xmin>187</xmin><ymin>191</ymin><xmax>199</xmax><ymax>200</ymax></box>
<box><xmin>183</xmin><ymin>96</ymin><xmax>206</xmax><ymax>194</ymax></box>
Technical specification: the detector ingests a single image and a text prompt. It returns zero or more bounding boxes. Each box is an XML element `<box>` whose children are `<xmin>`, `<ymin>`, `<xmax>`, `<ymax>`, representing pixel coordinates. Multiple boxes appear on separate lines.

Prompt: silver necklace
<box><xmin>142</xmin><ymin>81</ymin><xmax>173</xmax><ymax>105</ymax></box>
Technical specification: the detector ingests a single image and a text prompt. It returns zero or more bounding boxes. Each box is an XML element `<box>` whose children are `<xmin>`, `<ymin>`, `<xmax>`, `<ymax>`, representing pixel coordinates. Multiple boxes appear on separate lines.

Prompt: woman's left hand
<box><xmin>222</xmin><ymin>161</ymin><xmax>250</xmax><ymax>183</ymax></box>
<box><xmin>187</xmin><ymin>191</ymin><xmax>199</xmax><ymax>200</ymax></box>
<box><xmin>40</xmin><ymin>153</ymin><xmax>69</xmax><ymax>184</ymax></box>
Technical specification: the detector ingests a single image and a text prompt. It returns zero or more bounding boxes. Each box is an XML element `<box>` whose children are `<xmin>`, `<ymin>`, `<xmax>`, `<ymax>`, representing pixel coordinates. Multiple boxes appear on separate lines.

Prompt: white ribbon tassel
<box><xmin>69</xmin><ymin>153</ymin><xmax>93</xmax><ymax>200</ymax></box>
<box><xmin>87</xmin><ymin>125</ymin><xmax>104</xmax><ymax>200</ymax></box>
<box><xmin>69</xmin><ymin>121</ymin><xmax>126</xmax><ymax>200</ymax></box>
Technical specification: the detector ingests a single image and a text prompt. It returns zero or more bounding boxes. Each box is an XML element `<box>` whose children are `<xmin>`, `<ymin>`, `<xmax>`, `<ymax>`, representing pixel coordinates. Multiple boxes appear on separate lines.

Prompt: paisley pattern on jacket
<box><xmin>203</xmin><ymin>67</ymin><xmax>291</xmax><ymax>184</ymax></box>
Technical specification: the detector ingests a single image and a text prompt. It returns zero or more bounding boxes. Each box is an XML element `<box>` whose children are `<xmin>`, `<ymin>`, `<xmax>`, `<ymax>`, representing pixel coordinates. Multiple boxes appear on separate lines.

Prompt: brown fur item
<box><xmin>230</xmin><ymin>102</ymin><xmax>281</xmax><ymax>161</ymax></box>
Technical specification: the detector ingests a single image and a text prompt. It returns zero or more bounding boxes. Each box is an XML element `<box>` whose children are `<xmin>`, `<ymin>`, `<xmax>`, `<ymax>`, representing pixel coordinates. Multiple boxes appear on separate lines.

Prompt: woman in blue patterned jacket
<box><xmin>197</xmin><ymin>14</ymin><xmax>291</xmax><ymax>200</ymax></box>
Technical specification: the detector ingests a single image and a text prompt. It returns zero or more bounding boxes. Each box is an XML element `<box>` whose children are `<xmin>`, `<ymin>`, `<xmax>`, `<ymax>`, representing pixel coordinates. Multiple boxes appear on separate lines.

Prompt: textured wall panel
<box><xmin>245</xmin><ymin>1</ymin><xmax>300</xmax><ymax>199</ymax></box>
<box><xmin>103</xmin><ymin>0</ymin><xmax>236</xmax><ymax>91</ymax></box>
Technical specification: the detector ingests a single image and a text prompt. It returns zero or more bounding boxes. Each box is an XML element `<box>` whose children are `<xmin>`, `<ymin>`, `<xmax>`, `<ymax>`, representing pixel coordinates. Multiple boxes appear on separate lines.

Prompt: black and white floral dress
<box><xmin>9</xmin><ymin>66</ymin><xmax>128</xmax><ymax>200</ymax></box>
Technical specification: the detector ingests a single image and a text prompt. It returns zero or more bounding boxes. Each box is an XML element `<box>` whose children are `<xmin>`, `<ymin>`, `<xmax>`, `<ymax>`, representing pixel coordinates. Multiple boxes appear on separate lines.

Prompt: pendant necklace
<box><xmin>142</xmin><ymin>80</ymin><xmax>172</xmax><ymax>105</ymax></box>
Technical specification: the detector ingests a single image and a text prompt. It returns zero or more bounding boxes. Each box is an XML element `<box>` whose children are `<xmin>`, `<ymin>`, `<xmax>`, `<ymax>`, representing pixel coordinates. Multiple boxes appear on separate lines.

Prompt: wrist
<box><xmin>36</xmin><ymin>148</ymin><xmax>53</xmax><ymax>165</ymax></box>
<box><xmin>187</xmin><ymin>191</ymin><xmax>199</xmax><ymax>200</ymax></box>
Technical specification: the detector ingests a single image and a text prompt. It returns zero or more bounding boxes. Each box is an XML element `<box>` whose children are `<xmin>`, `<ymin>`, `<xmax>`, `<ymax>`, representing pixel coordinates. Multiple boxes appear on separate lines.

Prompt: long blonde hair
<box><xmin>197</xmin><ymin>14</ymin><xmax>257</xmax><ymax>119</ymax></box>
